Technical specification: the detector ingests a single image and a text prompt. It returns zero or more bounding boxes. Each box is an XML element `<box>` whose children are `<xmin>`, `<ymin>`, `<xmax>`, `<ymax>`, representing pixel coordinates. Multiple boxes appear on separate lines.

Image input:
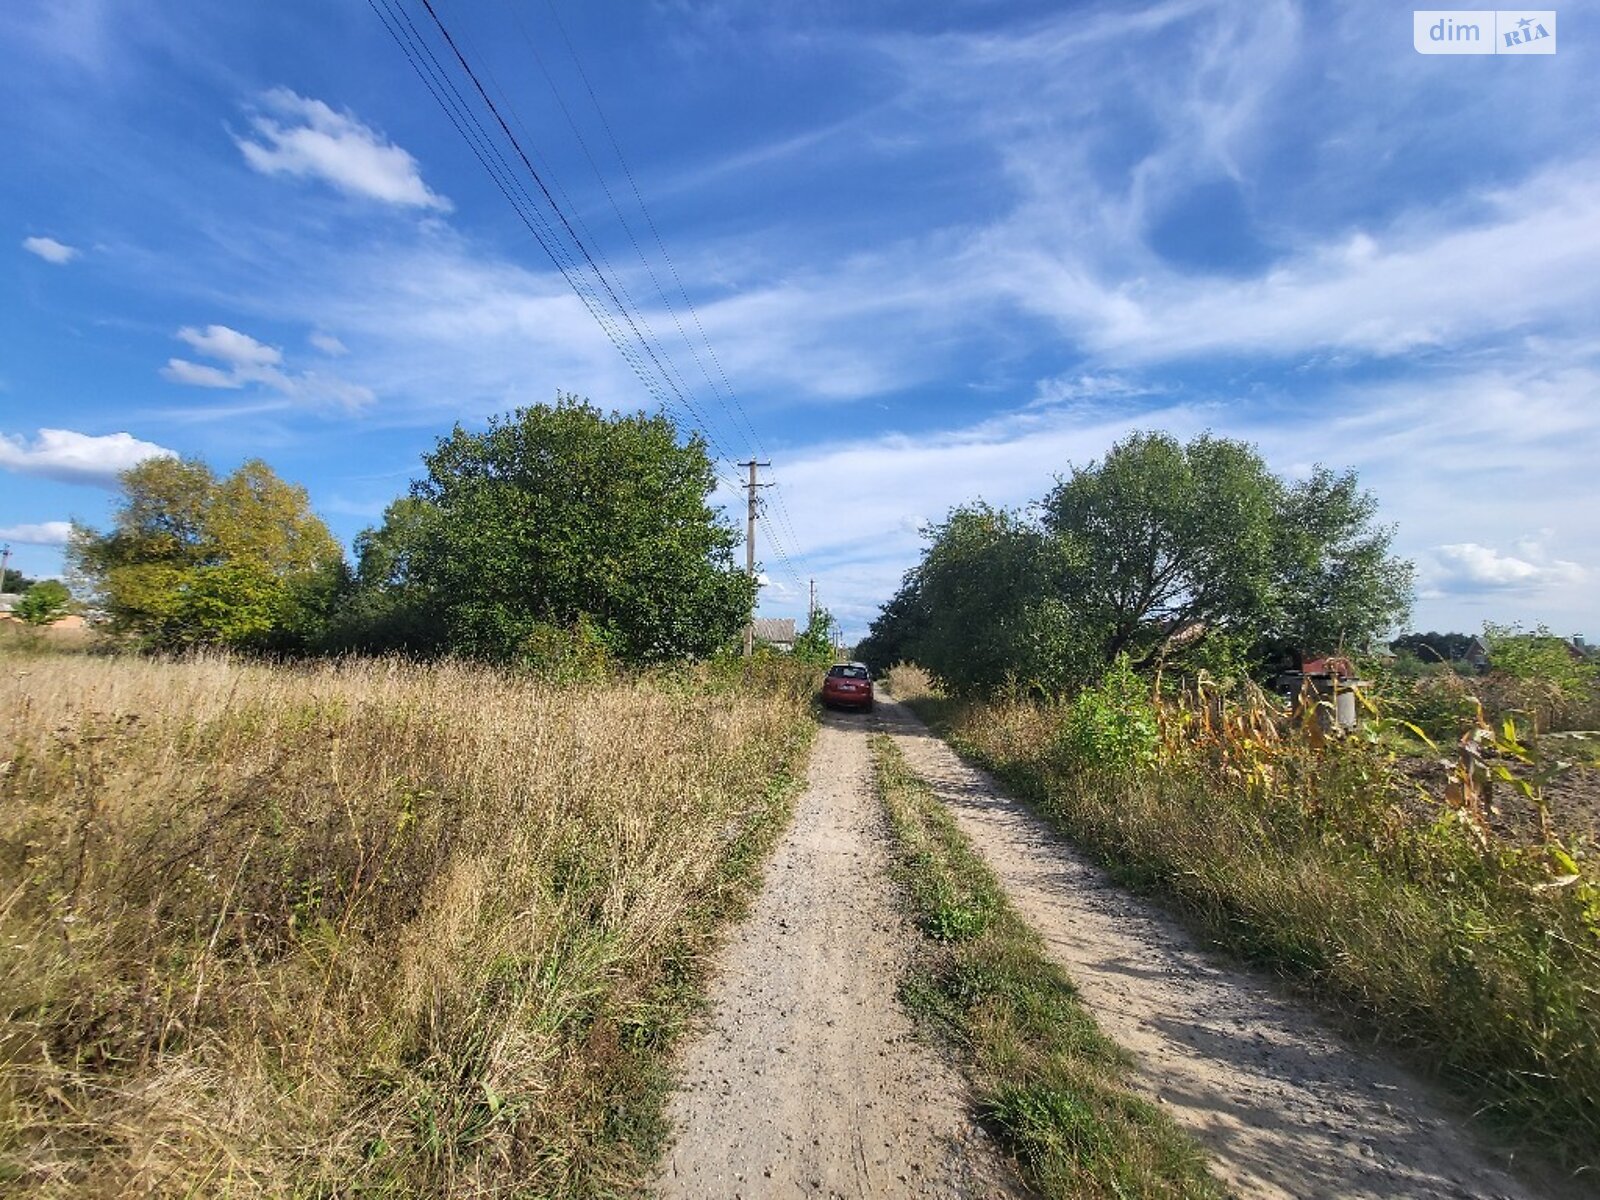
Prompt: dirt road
<box><xmin>655</xmin><ymin>711</ymin><xmax>1018</xmax><ymax>1199</ymax></box>
<box><xmin>877</xmin><ymin>696</ymin><xmax>1553</xmax><ymax>1200</ymax></box>
<box><xmin>659</xmin><ymin>693</ymin><xmax>1568</xmax><ymax>1199</ymax></box>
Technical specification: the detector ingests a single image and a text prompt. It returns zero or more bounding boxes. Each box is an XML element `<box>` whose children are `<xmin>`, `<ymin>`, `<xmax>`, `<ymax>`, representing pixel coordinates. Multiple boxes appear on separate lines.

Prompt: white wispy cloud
<box><xmin>309</xmin><ymin>331</ymin><xmax>348</xmax><ymax>356</ymax></box>
<box><xmin>22</xmin><ymin>235</ymin><xmax>79</xmax><ymax>264</ymax></box>
<box><xmin>161</xmin><ymin>358</ymin><xmax>243</xmax><ymax>389</ymax></box>
<box><xmin>236</xmin><ymin>88</ymin><xmax>450</xmax><ymax>211</ymax></box>
<box><xmin>0</xmin><ymin>429</ymin><xmax>175</xmax><ymax>487</ymax></box>
<box><xmin>177</xmin><ymin>323</ymin><xmax>282</xmax><ymax>367</ymax></box>
<box><xmin>0</xmin><ymin>521</ymin><xmax>74</xmax><ymax>545</ymax></box>
<box><xmin>160</xmin><ymin>323</ymin><xmax>373</xmax><ymax>412</ymax></box>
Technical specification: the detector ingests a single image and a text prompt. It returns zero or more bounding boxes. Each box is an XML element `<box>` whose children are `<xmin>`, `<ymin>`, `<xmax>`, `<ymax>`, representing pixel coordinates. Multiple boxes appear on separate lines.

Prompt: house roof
<box><xmin>1300</xmin><ymin>655</ymin><xmax>1358</xmax><ymax>678</ymax></box>
<box><xmin>752</xmin><ymin>617</ymin><xmax>797</xmax><ymax>643</ymax></box>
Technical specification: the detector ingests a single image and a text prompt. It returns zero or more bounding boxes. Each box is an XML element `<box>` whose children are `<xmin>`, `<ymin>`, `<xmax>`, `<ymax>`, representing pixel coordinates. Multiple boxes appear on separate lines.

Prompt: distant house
<box><xmin>752</xmin><ymin>617</ymin><xmax>797</xmax><ymax>652</ymax></box>
<box><xmin>1462</xmin><ymin>637</ymin><xmax>1491</xmax><ymax>672</ymax></box>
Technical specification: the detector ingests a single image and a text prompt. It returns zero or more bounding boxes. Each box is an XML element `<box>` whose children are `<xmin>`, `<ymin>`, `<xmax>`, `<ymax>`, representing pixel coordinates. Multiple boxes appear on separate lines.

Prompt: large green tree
<box><xmin>410</xmin><ymin>396</ymin><xmax>754</xmax><ymax>663</ymax></box>
<box><xmin>903</xmin><ymin>504</ymin><xmax>1086</xmax><ymax>694</ymax></box>
<box><xmin>1042</xmin><ymin>432</ymin><xmax>1412</xmax><ymax>673</ymax></box>
<box><xmin>868</xmin><ymin>431</ymin><xmax>1413</xmax><ymax>693</ymax></box>
<box><xmin>67</xmin><ymin>457</ymin><xmax>343</xmax><ymax>649</ymax></box>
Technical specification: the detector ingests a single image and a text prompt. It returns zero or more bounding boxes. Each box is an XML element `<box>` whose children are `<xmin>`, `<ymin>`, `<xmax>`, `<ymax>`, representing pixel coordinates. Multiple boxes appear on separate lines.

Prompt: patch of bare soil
<box><xmin>655</xmin><ymin>711</ymin><xmax>1019</xmax><ymax>1199</ymax></box>
<box><xmin>878</xmin><ymin>697</ymin><xmax>1568</xmax><ymax>1200</ymax></box>
<box><xmin>1395</xmin><ymin>752</ymin><xmax>1600</xmax><ymax>847</ymax></box>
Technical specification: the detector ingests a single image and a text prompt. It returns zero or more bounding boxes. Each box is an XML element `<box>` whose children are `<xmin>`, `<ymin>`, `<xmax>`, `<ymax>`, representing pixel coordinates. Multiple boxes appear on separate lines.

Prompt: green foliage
<box><xmin>1390</xmin><ymin>669</ymin><xmax>1482</xmax><ymax>742</ymax></box>
<box><xmin>1</xmin><ymin>568</ymin><xmax>36</xmax><ymax>593</ymax></box>
<box><xmin>864</xmin><ymin>431</ymin><xmax>1413</xmax><ymax>695</ymax></box>
<box><xmin>12</xmin><ymin>579</ymin><xmax>71</xmax><ymax>625</ymax></box>
<box><xmin>789</xmin><ymin>608</ymin><xmax>835</xmax><ymax>666</ymax></box>
<box><xmin>324</xmin><ymin>497</ymin><xmax>443</xmax><ymax>654</ymax></box>
<box><xmin>410</xmin><ymin>396</ymin><xmax>754</xmax><ymax>665</ymax></box>
<box><xmin>516</xmin><ymin>615</ymin><xmax>613</xmax><ymax>683</ymax></box>
<box><xmin>854</xmin><ymin>573</ymin><xmax>930</xmax><ymax>677</ymax></box>
<box><xmin>1044</xmin><ymin>432</ymin><xmax>1412</xmax><ymax>673</ymax></box>
<box><xmin>1044</xmin><ymin>432</ymin><xmax>1281</xmax><ymax>669</ymax></box>
<box><xmin>1485</xmin><ymin>622</ymin><xmax>1594</xmax><ymax>692</ymax></box>
<box><xmin>1055</xmin><ymin>656</ymin><xmax>1161</xmax><ymax>773</ymax></box>
<box><xmin>892</xmin><ymin>503</ymin><xmax>1089</xmax><ymax>695</ymax></box>
<box><xmin>66</xmin><ymin>457</ymin><xmax>344</xmax><ymax>650</ymax></box>
<box><xmin>1265</xmin><ymin>466</ymin><xmax>1415</xmax><ymax>662</ymax></box>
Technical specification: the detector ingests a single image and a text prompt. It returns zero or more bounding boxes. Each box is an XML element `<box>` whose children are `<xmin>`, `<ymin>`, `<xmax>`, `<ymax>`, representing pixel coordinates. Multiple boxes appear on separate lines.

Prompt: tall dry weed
<box><xmin>0</xmin><ymin>650</ymin><xmax>813</xmax><ymax>1195</ymax></box>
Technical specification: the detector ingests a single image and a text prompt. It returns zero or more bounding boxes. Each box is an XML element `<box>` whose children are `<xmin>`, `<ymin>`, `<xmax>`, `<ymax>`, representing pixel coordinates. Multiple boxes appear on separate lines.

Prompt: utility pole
<box><xmin>739</xmin><ymin>460</ymin><xmax>770</xmax><ymax>657</ymax></box>
<box><xmin>808</xmin><ymin>579</ymin><xmax>816</xmax><ymax>628</ymax></box>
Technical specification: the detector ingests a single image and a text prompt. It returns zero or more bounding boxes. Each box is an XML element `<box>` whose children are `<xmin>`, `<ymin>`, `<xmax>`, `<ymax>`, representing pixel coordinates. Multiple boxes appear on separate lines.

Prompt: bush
<box><xmin>1055</xmin><ymin>657</ymin><xmax>1160</xmax><ymax>774</ymax></box>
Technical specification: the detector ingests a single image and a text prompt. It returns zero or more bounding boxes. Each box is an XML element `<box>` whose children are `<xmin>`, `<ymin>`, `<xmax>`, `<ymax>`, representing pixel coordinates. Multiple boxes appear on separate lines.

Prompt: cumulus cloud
<box><xmin>0</xmin><ymin>521</ymin><xmax>74</xmax><ymax>545</ymax></box>
<box><xmin>1430</xmin><ymin>542</ymin><xmax>1586</xmax><ymax>593</ymax></box>
<box><xmin>0</xmin><ymin>429</ymin><xmax>175</xmax><ymax>487</ymax></box>
<box><xmin>236</xmin><ymin>88</ymin><xmax>450</xmax><ymax>210</ymax></box>
<box><xmin>22</xmin><ymin>236</ymin><xmax>78</xmax><ymax>264</ymax></box>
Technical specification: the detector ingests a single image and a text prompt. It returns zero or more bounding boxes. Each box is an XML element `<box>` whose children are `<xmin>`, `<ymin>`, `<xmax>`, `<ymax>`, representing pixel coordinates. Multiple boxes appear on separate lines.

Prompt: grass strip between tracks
<box><xmin>869</xmin><ymin>733</ymin><xmax>1223</xmax><ymax>1199</ymax></box>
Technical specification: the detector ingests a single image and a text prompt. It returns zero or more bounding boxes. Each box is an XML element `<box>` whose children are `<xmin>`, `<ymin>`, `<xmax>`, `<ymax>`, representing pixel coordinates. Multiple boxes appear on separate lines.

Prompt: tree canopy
<box><xmin>403</xmin><ymin>396</ymin><xmax>754</xmax><ymax>663</ymax></box>
<box><xmin>67</xmin><ymin>457</ymin><xmax>343</xmax><ymax>649</ymax></box>
<box><xmin>864</xmin><ymin>431</ymin><xmax>1413</xmax><ymax>694</ymax></box>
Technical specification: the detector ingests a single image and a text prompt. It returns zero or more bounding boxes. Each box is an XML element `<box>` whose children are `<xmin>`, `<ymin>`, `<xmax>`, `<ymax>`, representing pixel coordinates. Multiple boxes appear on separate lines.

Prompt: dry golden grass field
<box><xmin>0</xmin><ymin>647</ymin><xmax>814</xmax><ymax>1196</ymax></box>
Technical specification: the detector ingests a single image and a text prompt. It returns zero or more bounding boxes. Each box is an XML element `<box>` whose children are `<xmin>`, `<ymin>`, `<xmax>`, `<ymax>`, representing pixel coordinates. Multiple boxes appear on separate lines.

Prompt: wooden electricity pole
<box><xmin>809</xmin><ymin>579</ymin><xmax>816</xmax><ymax>628</ymax></box>
<box><xmin>740</xmin><ymin>460</ymin><xmax>770</xmax><ymax>657</ymax></box>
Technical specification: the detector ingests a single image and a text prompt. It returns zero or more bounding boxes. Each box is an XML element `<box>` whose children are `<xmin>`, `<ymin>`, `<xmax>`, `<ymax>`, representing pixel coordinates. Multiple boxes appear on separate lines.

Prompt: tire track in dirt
<box><xmin>656</xmin><ymin>711</ymin><xmax>1019</xmax><ymax>1199</ymax></box>
<box><xmin>878</xmin><ymin>696</ymin><xmax>1562</xmax><ymax>1200</ymax></box>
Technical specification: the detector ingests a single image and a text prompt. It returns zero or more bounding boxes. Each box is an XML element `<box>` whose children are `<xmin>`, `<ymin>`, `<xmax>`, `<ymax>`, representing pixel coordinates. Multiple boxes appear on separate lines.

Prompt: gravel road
<box><xmin>655</xmin><ymin>709</ymin><xmax>1019</xmax><ymax>1199</ymax></box>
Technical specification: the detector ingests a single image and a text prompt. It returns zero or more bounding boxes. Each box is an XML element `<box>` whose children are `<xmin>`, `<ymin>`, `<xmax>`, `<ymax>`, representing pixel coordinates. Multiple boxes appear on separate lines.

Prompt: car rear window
<box><xmin>827</xmin><ymin>665</ymin><xmax>870</xmax><ymax>679</ymax></box>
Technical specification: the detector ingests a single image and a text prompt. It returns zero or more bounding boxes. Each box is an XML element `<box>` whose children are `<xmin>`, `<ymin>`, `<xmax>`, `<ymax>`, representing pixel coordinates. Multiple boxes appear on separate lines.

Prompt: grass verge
<box><xmin>868</xmin><ymin>733</ymin><xmax>1222</xmax><ymax>1199</ymax></box>
<box><xmin>0</xmin><ymin>650</ymin><xmax>816</xmax><ymax>1196</ymax></box>
<box><xmin>889</xmin><ymin>674</ymin><xmax>1600</xmax><ymax>1179</ymax></box>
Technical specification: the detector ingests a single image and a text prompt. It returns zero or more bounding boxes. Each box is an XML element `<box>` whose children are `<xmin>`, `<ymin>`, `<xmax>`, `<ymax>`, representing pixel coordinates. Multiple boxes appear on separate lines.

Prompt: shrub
<box><xmin>1055</xmin><ymin>656</ymin><xmax>1160</xmax><ymax>774</ymax></box>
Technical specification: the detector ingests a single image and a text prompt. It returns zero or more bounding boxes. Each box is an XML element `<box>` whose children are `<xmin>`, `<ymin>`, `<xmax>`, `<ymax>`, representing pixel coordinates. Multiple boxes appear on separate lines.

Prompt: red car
<box><xmin>821</xmin><ymin>662</ymin><xmax>875</xmax><ymax>712</ymax></box>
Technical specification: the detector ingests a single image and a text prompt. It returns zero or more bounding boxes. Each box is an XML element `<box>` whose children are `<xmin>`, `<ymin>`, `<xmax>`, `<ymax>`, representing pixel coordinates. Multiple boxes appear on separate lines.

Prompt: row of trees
<box><xmin>67</xmin><ymin>397</ymin><xmax>757</xmax><ymax>665</ymax></box>
<box><xmin>856</xmin><ymin>431</ymin><xmax>1415</xmax><ymax>693</ymax></box>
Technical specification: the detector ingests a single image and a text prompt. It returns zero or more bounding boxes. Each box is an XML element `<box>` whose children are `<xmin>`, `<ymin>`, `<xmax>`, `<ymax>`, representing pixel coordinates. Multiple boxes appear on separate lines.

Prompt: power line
<box><xmin>530</xmin><ymin>0</ymin><xmax>814</xmax><ymax>592</ymax></box>
<box><xmin>368</xmin><ymin>0</ymin><xmax>745</xmax><ymax>492</ymax></box>
<box><xmin>371</xmin><ymin>0</ymin><xmax>813</xmax><ymax>596</ymax></box>
<box><xmin>415</xmin><ymin>0</ymin><xmax>749</xmax><ymax>478</ymax></box>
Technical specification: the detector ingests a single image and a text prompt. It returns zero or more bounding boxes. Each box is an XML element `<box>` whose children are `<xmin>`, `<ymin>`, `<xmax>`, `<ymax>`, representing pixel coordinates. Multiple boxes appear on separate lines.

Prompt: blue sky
<box><xmin>3</xmin><ymin>0</ymin><xmax>1596</xmax><ymax>642</ymax></box>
